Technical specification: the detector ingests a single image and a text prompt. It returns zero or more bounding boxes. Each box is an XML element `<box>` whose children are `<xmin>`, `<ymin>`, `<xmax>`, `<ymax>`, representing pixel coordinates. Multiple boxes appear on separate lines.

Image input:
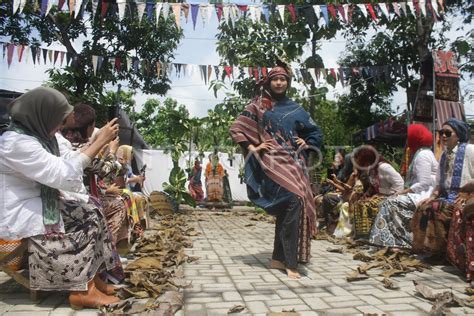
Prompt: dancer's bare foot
<box><xmin>269</xmin><ymin>259</ymin><xmax>286</xmax><ymax>270</ymax></box>
<box><xmin>286</xmin><ymin>268</ymin><xmax>301</xmax><ymax>279</ymax></box>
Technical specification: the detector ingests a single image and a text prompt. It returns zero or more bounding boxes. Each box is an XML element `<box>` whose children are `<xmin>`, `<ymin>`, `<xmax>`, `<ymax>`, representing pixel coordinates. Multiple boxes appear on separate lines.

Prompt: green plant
<box><xmin>162</xmin><ymin>167</ymin><xmax>196</xmax><ymax>208</ymax></box>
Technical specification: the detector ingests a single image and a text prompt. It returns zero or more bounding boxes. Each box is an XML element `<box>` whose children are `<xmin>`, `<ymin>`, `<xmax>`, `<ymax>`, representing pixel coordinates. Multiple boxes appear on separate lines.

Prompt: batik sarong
<box><xmin>28</xmin><ymin>200</ymin><xmax>116</xmax><ymax>291</ymax></box>
<box><xmin>370</xmin><ymin>195</ymin><xmax>416</xmax><ymax>248</ymax></box>
<box><xmin>447</xmin><ymin>194</ymin><xmax>474</xmax><ymax>282</ymax></box>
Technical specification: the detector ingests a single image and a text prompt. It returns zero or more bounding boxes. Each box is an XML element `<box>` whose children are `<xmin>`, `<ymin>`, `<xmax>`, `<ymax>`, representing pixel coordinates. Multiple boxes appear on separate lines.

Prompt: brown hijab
<box><xmin>9</xmin><ymin>87</ymin><xmax>73</xmax><ymax>141</ymax></box>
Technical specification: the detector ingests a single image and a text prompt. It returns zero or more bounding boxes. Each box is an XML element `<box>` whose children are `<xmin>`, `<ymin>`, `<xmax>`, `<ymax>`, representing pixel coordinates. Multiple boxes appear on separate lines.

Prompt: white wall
<box><xmin>137</xmin><ymin>149</ymin><xmax>249</xmax><ymax>202</ymax></box>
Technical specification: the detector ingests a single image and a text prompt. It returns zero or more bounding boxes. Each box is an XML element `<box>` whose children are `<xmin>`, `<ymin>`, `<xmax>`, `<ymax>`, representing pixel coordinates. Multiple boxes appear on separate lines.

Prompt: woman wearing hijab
<box><xmin>412</xmin><ymin>119</ymin><xmax>474</xmax><ymax>278</ymax></box>
<box><xmin>350</xmin><ymin>146</ymin><xmax>404</xmax><ymax>239</ymax></box>
<box><xmin>0</xmin><ymin>87</ymin><xmax>121</xmax><ymax>309</ymax></box>
<box><xmin>230</xmin><ymin>63</ymin><xmax>323</xmax><ymax>279</ymax></box>
<box><xmin>370</xmin><ymin>124</ymin><xmax>438</xmax><ymax>249</ymax></box>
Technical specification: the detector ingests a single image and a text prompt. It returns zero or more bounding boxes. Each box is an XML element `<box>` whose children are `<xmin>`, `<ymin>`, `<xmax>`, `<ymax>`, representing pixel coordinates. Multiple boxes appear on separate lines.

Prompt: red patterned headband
<box><xmin>267</xmin><ymin>66</ymin><xmax>290</xmax><ymax>80</ymax></box>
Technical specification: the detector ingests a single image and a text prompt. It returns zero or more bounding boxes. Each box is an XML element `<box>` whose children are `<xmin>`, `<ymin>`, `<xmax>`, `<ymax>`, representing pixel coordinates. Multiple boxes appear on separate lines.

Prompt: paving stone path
<box><xmin>1</xmin><ymin>207</ymin><xmax>473</xmax><ymax>315</ymax></box>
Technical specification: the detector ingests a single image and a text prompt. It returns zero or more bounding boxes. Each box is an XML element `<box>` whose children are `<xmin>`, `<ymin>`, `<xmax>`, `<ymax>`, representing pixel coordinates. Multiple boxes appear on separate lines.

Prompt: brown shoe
<box><xmin>69</xmin><ymin>279</ymin><xmax>120</xmax><ymax>310</ymax></box>
<box><xmin>94</xmin><ymin>275</ymin><xmax>120</xmax><ymax>296</ymax></box>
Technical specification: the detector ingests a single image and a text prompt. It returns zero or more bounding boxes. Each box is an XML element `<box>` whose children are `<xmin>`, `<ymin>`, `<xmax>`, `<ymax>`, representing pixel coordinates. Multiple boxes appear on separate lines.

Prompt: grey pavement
<box><xmin>1</xmin><ymin>207</ymin><xmax>473</xmax><ymax>315</ymax></box>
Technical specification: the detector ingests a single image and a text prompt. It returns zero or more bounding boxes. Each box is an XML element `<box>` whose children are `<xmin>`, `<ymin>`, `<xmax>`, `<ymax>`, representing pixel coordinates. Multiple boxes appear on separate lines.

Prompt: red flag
<box><xmin>327</xmin><ymin>4</ymin><xmax>338</xmax><ymax>20</ymax></box>
<box><xmin>261</xmin><ymin>67</ymin><xmax>268</xmax><ymax>77</ymax></box>
<box><xmin>7</xmin><ymin>44</ymin><xmax>14</xmax><ymax>68</ymax></box>
<box><xmin>253</xmin><ymin>67</ymin><xmax>259</xmax><ymax>80</ymax></box>
<box><xmin>115</xmin><ymin>57</ymin><xmax>121</xmax><ymax>71</ymax></box>
<box><xmin>366</xmin><ymin>4</ymin><xmax>378</xmax><ymax>21</ymax></box>
<box><xmin>330</xmin><ymin>68</ymin><xmax>337</xmax><ymax>81</ymax></box>
<box><xmin>215</xmin><ymin>4</ymin><xmax>223</xmax><ymax>22</ymax></box>
<box><xmin>413</xmin><ymin>0</ymin><xmax>421</xmax><ymax>16</ymax></box>
<box><xmin>287</xmin><ymin>4</ymin><xmax>296</xmax><ymax>23</ymax></box>
<box><xmin>101</xmin><ymin>1</ymin><xmax>109</xmax><ymax>19</ymax></box>
<box><xmin>236</xmin><ymin>5</ymin><xmax>248</xmax><ymax>13</ymax></box>
<box><xmin>337</xmin><ymin>5</ymin><xmax>346</xmax><ymax>23</ymax></box>
<box><xmin>224</xmin><ymin>66</ymin><xmax>232</xmax><ymax>78</ymax></box>
<box><xmin>58</xmin><ymin>0</ymin><xmax>65</xmax><ymax>11</ymax></box>
<box><xmin>17</xmin><ymin>45</ymin><xmax>25</xmax><ymax>62</ymax></box>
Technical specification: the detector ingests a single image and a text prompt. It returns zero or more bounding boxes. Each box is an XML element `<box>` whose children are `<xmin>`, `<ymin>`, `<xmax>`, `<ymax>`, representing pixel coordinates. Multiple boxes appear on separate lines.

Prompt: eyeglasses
<box><xmin>438</xmin><ymin>129</ymin><xmax>453</xmax><ymax>137</ymax></box>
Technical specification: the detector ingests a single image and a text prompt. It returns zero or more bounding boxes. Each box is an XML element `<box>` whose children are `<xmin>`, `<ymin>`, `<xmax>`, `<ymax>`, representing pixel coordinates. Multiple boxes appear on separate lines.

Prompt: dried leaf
<box><xmin>346</xmin><ymin>269</ymin><xmax>369</xmax><ymax>282</ymax></box>
<box><xmin>353</xmin><ymin>252</ymin><xmax>373</xmax><ymax>262</ymax></box>
<box><xmin>326</xmin><ymin>247</ymin><xmax>344</xmax><ymax>253</ymax></box>
<box><xmin>228</xmin><ymin>304</ymin><xmax>246</xmax><ymax>314</ymax></box>
<box><xmin>126</xmin><ymin>257</ymin><xmax>164</xmax><ymax>271</ymax></box>
<box><xmin>382</xmin><ymin>278</ymin><xmax>399</xmax><ymax>290</ymax></box>
<box><xmin>380</xmin><ymin>268</ymin><xmax>405</xmax><ymax>278</ymax></box>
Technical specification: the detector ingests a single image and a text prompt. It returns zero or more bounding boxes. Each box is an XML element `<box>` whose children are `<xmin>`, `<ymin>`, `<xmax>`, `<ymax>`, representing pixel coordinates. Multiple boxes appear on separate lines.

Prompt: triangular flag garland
<box><xmin>1</xmin><ymin>41</ymin><xmax>405</xmax><ymax>88</ymax></box>
<box><xmin>9</xmin><ymin>0</ymin><xmax>445</xmax><ymax>28</ymax></box>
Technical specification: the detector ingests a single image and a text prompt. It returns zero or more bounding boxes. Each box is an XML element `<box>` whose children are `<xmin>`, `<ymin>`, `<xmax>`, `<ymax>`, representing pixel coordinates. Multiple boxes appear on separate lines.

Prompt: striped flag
<box><xmin>435</xmin><ymin>99</ymin><xmax>465</xmax><ymax>129</ymax></box>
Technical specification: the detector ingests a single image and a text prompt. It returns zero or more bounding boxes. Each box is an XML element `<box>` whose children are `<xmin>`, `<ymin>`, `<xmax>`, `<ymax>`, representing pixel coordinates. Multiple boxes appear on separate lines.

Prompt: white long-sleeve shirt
<box><xmin>0</xmin><ymin>131</ymin><xmax>90</xmax><ymax>240</ymax></box>
<box><xmin>376</xmin><ymin>162</ymin><xmax>404</xmax><ymax>195</ymax></box>
<box><xmin>406</xmin><ymin>149</ymin><xmax>439</xmax><ymax>205</ymax></box>
<box><xmin>435</xmin><ymin>143</ymin><xmax>474</xmax><ymax>193</ymax></box>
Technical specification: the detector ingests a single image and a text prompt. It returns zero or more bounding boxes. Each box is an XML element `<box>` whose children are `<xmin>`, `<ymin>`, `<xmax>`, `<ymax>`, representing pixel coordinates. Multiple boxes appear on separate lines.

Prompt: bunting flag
<box><xmin>8</xmin><ymin>1</ymin><xmax>445</xmax><ymax>29</ymax></box>
<box><xmin>0</xmin><ymin>40</ymin><xmax>416</xmax><ymax>89</ymax></box>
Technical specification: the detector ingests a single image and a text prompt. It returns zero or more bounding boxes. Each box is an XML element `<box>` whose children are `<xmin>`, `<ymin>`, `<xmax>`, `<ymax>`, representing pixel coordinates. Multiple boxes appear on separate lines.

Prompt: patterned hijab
<box><xmin>255</xmin><ymin>65</ymin><xmax>292</xmax><ymax>110</ymax></box>
<box><xmin>443</xmin><ymin>118</ymin><xmax>471</xmax><ymax>143</ymax></box>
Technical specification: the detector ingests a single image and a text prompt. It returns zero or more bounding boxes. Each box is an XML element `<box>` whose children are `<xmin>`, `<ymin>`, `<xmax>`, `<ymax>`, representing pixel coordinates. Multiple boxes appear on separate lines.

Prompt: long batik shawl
<box><xmin>439</xmin><ymin>143</ymin><xmax>467</xmax><ymax>203</ymax></box>
<box><xmin>230</xmin><ymin>97</ymin><xmax>323</xmax><ymax>233</ymax></box>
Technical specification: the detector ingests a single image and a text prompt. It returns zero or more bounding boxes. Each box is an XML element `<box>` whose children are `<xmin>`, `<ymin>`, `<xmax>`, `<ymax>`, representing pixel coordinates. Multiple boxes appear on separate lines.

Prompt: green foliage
<box><xmin>163</xmin><ymin>167</ymin><xmax>196</xmax><ymax>208</ymax></box>
<box><xmin>1</xmin><ymin>1</ymin><xmax>183</xmax><ymax>113</ymax></box>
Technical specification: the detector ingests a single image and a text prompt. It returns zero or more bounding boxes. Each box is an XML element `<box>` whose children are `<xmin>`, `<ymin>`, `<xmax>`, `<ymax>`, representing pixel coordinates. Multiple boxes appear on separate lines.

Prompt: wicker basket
<box><xmin>0</xmin><ymin>239</ymin><xmax>24</xmax><ymax>271</ymax></box>
<box><xmin>150</xmin><ymin>191</ymin><xmax>177</xmax><ymax>215</ymax></box>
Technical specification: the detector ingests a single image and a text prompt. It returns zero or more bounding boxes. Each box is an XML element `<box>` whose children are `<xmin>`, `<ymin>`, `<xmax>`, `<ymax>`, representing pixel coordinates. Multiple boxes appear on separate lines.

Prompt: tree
<box><xmin>1</xmin><ymin>1</ymin><xmax>183</xmax><ymax>111</ymax></box>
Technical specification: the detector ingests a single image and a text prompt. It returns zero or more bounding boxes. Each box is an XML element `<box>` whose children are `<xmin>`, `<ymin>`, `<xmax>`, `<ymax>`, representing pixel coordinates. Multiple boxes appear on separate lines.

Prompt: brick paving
<box><xmin>1</xmin><ymin>207</ymin><xmax>473</xmax><ymax>315</ymax></box>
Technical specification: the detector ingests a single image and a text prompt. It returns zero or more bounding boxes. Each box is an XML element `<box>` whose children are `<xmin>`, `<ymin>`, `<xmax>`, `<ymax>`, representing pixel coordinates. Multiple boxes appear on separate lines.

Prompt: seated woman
<box><xmin>370</xmin><ymin>124</ymin><xmax>438</xmax><ymax>249</ymax></box>
<box><xmin>0</xmin><ymin>87</ymin><xmax>120</xmax><ymax>309</ymax></box>
<box><xmin>412</xmin><ymin>119</ymin><xmax>473</xmax><ymax>270</ymax></box>
<box><xmin>351</xmin><ymin>146</ymin><xmax>404</xmax><ymax>239</ymax></box>
<box><xmin>448</xmin><ymin>181</ymin><xmax>474</xmax><ymax>285</ymax></box>
<box><xmin>317</xmin><ymin>154</ymin><xmax>354</xmax><ymax>234</ymax></box>
<box><xmin>112</xmin><ymin>145</ymin><xmax>146</xmax><ymax>240</ymax></box>
<box><xmin>60</xmin><ymin>104</ymin><xmax>130</xmax><ymax>249</ymax></box>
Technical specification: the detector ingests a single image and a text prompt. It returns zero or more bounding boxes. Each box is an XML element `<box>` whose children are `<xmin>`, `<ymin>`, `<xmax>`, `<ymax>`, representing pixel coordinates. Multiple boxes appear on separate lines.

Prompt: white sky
<box><xmin>0</xmin><ymin>2</ymin><xmax>472</xmax><ymax>118</ymax></box>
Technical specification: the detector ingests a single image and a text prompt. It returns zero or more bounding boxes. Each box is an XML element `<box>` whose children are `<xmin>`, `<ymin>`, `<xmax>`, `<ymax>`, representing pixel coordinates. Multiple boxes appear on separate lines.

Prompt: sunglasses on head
<box><xmin>438</xmin><ymin>129</ymin><xmax>453</xmax><ymax>137</ymax></box>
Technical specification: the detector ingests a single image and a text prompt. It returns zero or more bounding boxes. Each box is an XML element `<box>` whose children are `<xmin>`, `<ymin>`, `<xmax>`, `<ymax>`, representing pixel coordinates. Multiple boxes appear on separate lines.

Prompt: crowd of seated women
<box><xmin>316</xmin><ymin>119</ymin><xmax>473</xmax><ymax>285</ymax></box>
<box><xmin>0</xmin><ymin>87</ymin><xmax>148</xmax><ymax>309</ymax></box>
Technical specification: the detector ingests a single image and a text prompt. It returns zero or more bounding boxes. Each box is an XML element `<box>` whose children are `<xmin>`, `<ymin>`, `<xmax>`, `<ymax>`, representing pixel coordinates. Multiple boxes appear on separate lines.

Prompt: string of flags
<box><xmin>11</xmin><ymin>0</ymin><xmax>445</xmax><ymax>29</ymax></box>
<box><xmin>2</xmin><ymin>41</ymin><xmax>405</xmax><ymax>86</ymax></box>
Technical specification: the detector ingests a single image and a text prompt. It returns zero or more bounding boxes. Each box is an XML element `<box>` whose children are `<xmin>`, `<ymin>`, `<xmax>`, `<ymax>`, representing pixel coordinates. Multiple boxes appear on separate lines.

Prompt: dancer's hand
<box><xmin>249</xmin><ymin>139</ymin><xmax>274</xmax><ymax>154</ymax></box>
<box><xmin>295</xmin><ymin>137</ymin><xmax>308</xmax><ymax>150</ymax></box>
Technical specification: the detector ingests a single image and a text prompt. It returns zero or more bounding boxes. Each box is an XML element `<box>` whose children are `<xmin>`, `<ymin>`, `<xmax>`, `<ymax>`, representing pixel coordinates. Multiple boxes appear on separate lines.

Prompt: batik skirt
<box><xmin>100</xmin><ymin>194</ymin><xmax>130</xmax><ymax>245</ymax></box>
<box><xmin>28</xmin><ymin>199</ymin><xmax>116</xmax><ymax>291</ymax></box>
<box><xmin>411</xmin><ymin>198</ymin><xmax>455</xmax><ymax>255</ymax></box>
<box><xmin>370</xmin><ymin>195</ymin><xmax>416</xmax><ymax>248</ymax></box>
<box><xmin>447</xmin><ymin>194</ymin><xmax>474</xmax><ymax>282</ymax></box>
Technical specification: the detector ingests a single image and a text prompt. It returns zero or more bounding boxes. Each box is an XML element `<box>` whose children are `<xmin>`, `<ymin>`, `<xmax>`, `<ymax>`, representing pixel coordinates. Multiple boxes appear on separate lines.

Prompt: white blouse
<box><xmin>0</xmin><ymin>131</ymin><xmax>90</xmax><ymax>240</ymax></box>
<box><xmin>377</xmin><ymin>162</ymin><xmax>404</xmax><ymax>195</ymax></box>
<box><xmin>406</xmin><ymin>149</ymin><xmax>439</xmax><ymax>205</ymax></box>
<box><xmin>56</xmin><ymin>133</ymin><xmax>90</xmax><ymax>204</ymax></box>
<box><xmin>435</xmin><ymin>143</ymin><xmax>474</xmax><ymax>192</ymax></box>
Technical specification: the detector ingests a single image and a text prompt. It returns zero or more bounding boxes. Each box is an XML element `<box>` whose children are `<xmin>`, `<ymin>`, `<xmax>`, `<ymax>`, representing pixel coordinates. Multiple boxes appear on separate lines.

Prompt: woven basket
<box><xmin>0</xmin><ymin>239</ymin><xmax>24</xmax><ymax>271</ymax></box>
<box><xmin>150</xmin><ymin>191</ymin><xmax>177</xmax><ymax>215</ymax></box>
